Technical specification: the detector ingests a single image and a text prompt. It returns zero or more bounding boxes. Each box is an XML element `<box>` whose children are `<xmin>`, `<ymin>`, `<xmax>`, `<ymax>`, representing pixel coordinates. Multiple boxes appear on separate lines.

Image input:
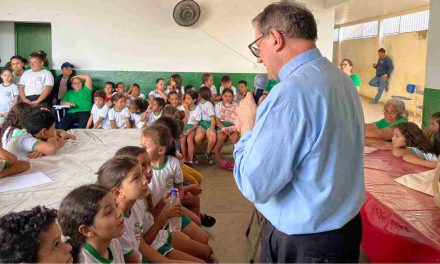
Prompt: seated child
<box><xmin>129</xmin><ymin>98</ymin><xmax>149</xmax><ymax>128</ymax></box>
<box><xmin>115</xmin><ymin>82</ymin><xmax>126</xmax><ymax>94</ymax></box>
<box><xmin>58</xmin><ymin>184</ymin><xmax>125</xmax><ymax>263</ymax></box>
<box><xmin>86</xmin><ymin>90</ymin><xmax>111</xmax><ymax>129</ymax></box>
<box><xmin>236</xmin><ymin>80</ymin><xmax>248</xmax><ymax>103</ymax></box>
<box><xmin>168</xmin><ymin>91</ymin><xmax>184</xmax><ymax>111</ymax></box>
<box><xmin>219</xmin><ymin>75</ymin><xmax>237</xmax><ymax>101</ymax></box>
<box><xmin>149</xmin><ymin>78</ymin><xmax>168</xmax><ymax>103</ymax></box>
<box><xmin>392</xmin><ymin>122</ymin><xmax>438</xmax><ymax>168</ymax></box>
<box><xmin>0</xmin><ymin>147</ymin><xmax>30</xmax><ymax>178</ymax></box>
<box><xmin>0</xmin><ymin>68</ymin><xmax>19</xmax><ymax>121</ymax></box>
<box><xmin>0</xmin><ymin>206</ymin><xmax>73</xmax><ymax>263</ymax></box>
<box><xmin>424</xmin><ymin>112</ymin><xmax>440</xmax><ymax>144</ymax></box>
<box><xmin>215</xmin><ymin>88</ymin><xmax>239</xmax><ymax>171</ymax></box>
<box><xmin>103</xmin><ymin>82</ymin><xmax>115</xmax><ymax>107</ymax></box>
<box><xmin>96</xmin><ymin>155</ymin><xmax>203</xmax><ymax>263</ymax></box>
<box><xmin>128</xmin><ymin>83</ymin><xmax>145</xmax><ymax>100</ymax></box>
<box><xmin>114</xmin><ymin>146</ymin><xmax>213</xmax><ymax>261</ymax></box>
<box><xmin>108</xmin><ymin>93</ymin><xmax>131</xmax><ymax>129</ymax></box>
<box><xmin>180</xmin><ymin>90</ymin><xmax>201</xmax><ymax>167</ymax></box>
<box><xmin>200</xmin><ymin>73</ymin><xmax>218</xmax><ymax>101</ymax></box>
<box><xmin>146</xmin><ymin>97</ymin><xmax>166</xmax><ymax>126</ymax></box>
<box><xmin>184</xmin><ymin>84</ymin><xmax>196</xmax><ymax>94</ymax></box>
<box><xmin>2</xmin><ymin>107</ymin><xmax>65</xmax><ymax>159</ymax></box>
<box><xmin>195</xmin><ymin>86</ymin><xmax>217</xmax><ymax>165</ymax></box>
<box><xmin>167</xmin><ymin>74</ymin><xmax>184</xmax><ymax>95</ymax></box>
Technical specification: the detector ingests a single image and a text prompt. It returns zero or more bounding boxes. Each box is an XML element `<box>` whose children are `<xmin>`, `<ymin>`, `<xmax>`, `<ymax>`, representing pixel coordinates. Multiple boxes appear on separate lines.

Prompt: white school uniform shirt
<box><xmin>408</xmin><ymin>147</ymin><xmax>438</xmax><ymax>161</ymax></box>
<box><xmin>186</xmin><ymin>105</ymin><xmax>202</xmax><ymax>125</ymax></box>
<box><xmin>198</xmin><ymin>100</ymin><xmax>215</xmax><ymax>121</ymax></box>
<box><xmin>108</xmin><ymin>107</ymin><xmax>130</xmax><ymax>129</ymax></box>
<box><xmin>176</xmin><ymin>104</ymin><xmax>185</xmax><ymax>112</ymax></box>
<box><xmin>130</xmin><ymin>112</ymin><xmax>145</xmax><ymax>128</ymax></box>
<box><xmin>146</xmin><ymin>111</ymin><xmax>162</xmax><ymax>126</ymax></box>
<box><xmin>1</xmin><ymin>127</ymin><xmax>40</xmax><ymax>159</ymax></box>
<box><xmin>19</xmin><ymin>69</ymin><xmax>54</xmax><ymax>96</ymax></box>
<box><xmin>149</xmin><ymin>90</ymin><xmax>166</xmax><ymax>98</ymax></box>
<box><xmin>117</xmin><ymin>200</ymin><xmax>146</xmax><ymax>262</ymax></box>
<box><xmin>137</xmin><ymin>201</ymin><xmax>170</xmax><ymax>251</ymax></box>
<box><xmin>79</xmin><ymin>240</ymin><xmax>125</xmax><ymax>264</ymax></box>
<box><xmin>219</xmin><ymin>85</ymin><xmax>237</xmax><ymax>99</ymax></box>
<box><xmin>149</xmin><ymin>156</ymin><xmax>184</xmax><ymax>206</ymax></box>
<box><xmin>200</xmin><ymin>84</ymin><xmax>217</xmax><ymax>96</ymax></box>
<box><xmin>129</xmin><ymin>94</ymin><xmax>146</xmax><ymax>100</ymax></box>
<box><xmin>215</xmin><ymin>101</ymin><xmax>237</xmax><ymax>121</ymax></box>
<box><xmin>0</xmin><ymin>83</ymin><xmax>19</xmax><ymax>114</ymax></box>
<box><xmin>91</xmin><ymin>104</ymin><xmax>111</xmax><ymax>129</ymax></box>
<box><xmin>12</xmin><ymin>72</ymin><xmax>23</xmax><ymax>85</ymax></box>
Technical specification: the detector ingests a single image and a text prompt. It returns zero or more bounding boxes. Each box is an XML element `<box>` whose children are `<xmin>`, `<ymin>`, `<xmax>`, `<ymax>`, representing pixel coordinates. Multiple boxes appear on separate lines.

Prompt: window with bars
<box><xmin>382</xmin><ymin>10</ymin><xmax>429</xmax><ymax>35</ymax></box>
<box><xmin>339</xmin><ymin>20</ymin><xmax>378</xmax><ymax>40</ymax></box>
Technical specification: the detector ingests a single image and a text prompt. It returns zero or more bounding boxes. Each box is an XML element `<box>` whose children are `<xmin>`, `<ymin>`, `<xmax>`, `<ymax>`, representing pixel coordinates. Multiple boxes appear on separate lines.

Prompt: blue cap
<box><xmin>171</xmin><ymin>189</ymin><xmax>178</xmax><ymax>196</ymax></box>
<box><xmin>61</xmin><ymin>62</ymin><xmax>74</xmax><ymax>69</ymax></box>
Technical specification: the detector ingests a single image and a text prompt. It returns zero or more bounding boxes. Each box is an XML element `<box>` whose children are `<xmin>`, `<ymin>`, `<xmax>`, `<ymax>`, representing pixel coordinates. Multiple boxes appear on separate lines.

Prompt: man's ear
<box><xmin>270</xmin><ymin>29</ymin><xmax>285</xmax><ymax>52</ymax></box>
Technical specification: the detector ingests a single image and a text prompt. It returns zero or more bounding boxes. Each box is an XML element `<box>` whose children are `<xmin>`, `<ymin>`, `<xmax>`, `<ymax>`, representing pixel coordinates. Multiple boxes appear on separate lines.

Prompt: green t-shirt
<box><xmin>375</xmin><ymin>117</ymin><xmax>408</xmax><ymax>129</ymax></box>
<box><xmin>350</xmin><ymin>74</ymin><xmax>361</xmax><ymax>87</ymax></box>
<box><xmin>62</xmin><ymin>85</ymin><xmax>93</xmax><ymax>113</ymax></box>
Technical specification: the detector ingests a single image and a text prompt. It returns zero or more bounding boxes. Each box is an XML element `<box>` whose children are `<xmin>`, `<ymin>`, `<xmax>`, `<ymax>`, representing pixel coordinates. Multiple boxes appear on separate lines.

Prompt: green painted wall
<box><xmin>422</xmin><ymin>88</ymin><xmax>440</xmax><ymax>128</ymax></box>
<box><xmin>55</xmin><ymin>70</ymin><xmax>260</xmax><ymax>95</ymax></box>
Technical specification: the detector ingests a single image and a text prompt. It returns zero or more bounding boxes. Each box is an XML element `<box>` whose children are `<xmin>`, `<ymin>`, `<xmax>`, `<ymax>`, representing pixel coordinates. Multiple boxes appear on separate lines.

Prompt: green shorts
<box><xmin>0</xmin><ymin>160</ymin><xmax>9</xmax><ymax>172</ymax></box>
<box><xmin>216</xmin><ymin>121</ymin><xmax>234</xmax><ymax>132</ymax></box>
<box><xmin>158</xmin><ymin>235</ymin><xmax>174</xmax><ymax>256</ymax></box>
<box><xmin>184</xmin><ymin>124</ymin><xmax>194</xmax><ymax>132</ymax></box>
<box><xmin>199</xmin><ymin>120</ymin><xmax>212</xmax><ymax>131</ymax></box>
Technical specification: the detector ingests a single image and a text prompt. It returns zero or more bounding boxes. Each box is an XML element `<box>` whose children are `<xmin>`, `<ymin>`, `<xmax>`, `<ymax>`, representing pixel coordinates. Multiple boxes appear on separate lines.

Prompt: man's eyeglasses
<box><xmin>247</xmin><ymin>31</ymin><xmax>285</xmax><ymax>58</ymax></box>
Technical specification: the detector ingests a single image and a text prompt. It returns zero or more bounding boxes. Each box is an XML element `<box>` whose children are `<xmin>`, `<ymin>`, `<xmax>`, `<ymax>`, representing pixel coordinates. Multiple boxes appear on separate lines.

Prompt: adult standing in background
<box><xmin>340</xmin><ymin>58</ymin><xmax>361</xmax><ymax>91</ymax></box>
<box><xmin>369</xmin><ymin>48</ymin><xmax>394</xmax><ymax>104</ymax></box>
<box><xmin>225</xmin><ymin>1</ymin><xmax>365</xmax><ymax>262</ymax></box>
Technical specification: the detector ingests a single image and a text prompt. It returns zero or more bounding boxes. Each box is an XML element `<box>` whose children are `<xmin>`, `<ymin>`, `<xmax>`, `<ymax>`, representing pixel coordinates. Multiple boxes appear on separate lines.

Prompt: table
<box><xmin>0</xmin><ymin>129</ymin><xmax>142</xmax><ymax>216</ymax></box>
<box><xmin>53</xmin><ymin>105</ymin><xmax>71</xmax><ymax>122</ymax></box>
<box><xmin>362</xmin><ymin>150</ymin><xmax>440</xmax><ymax>262</ymax></box>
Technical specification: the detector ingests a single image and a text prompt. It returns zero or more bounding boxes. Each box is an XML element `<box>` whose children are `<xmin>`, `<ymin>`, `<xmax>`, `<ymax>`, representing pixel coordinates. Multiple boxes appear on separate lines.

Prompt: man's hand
<box><xmin>220</xmin><ymin>92</ymin><xmax>256</xmax><ymax>135</ymax></box>
<box><xmin>382</xmin><ymin>74</ymin><xmax>388</xmax><ymax>81</ymax></box>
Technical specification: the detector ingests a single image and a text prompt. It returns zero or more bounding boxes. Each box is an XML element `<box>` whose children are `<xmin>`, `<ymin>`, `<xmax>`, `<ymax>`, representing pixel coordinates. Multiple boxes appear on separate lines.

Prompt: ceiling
<box><xmin>335</xmin><ymin>0</ymin><xmax>430</xmax><ymax>25</ymax></box>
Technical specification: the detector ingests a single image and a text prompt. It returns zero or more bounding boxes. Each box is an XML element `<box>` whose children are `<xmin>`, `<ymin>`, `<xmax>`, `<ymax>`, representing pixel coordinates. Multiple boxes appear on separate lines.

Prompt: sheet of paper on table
<box><xmin>0</xmin><ymin>172</ymin><xmax>53</xmax><ymax>193</ymax></box>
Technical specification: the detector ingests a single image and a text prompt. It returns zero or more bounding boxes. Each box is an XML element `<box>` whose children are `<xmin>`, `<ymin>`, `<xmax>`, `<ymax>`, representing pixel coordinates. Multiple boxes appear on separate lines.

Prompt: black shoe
<box><xmin>193</xmin><ymin>154</ymin><xmax>198</xmax><ymax>165</ymax></box>
<box><xmin>201</xmin><ymin>214</ymin><xmax>216</xmax><ymax>227</ymax></box>
<box><xmin>205</xmin><ymin>151</ymin><xmax>214</xmax><ymax>165</ymax></box>
<box><xmin>184</xmin><ymin>161</ymin><xmax>194</xmax><ymax>168</ymax></box>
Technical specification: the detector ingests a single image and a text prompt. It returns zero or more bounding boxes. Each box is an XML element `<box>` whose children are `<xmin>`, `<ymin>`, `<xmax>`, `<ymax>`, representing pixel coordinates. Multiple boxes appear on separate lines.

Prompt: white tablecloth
<box><xmin>0</xmin><ymin>129</ymin><xmax>142</xmax><ymax>216</ymax></box>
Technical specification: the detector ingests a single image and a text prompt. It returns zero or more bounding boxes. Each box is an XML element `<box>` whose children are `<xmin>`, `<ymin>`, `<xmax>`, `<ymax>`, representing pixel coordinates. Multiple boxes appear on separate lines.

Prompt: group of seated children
<box><xmin>0</xmin><ymin>115</ymin><xmax>217</xmax><ymax>263</ymax></box>
<box><xmin>365</xmin><ymin>99</ymin><xmax>439</xmax><ymax>168</ymax></box>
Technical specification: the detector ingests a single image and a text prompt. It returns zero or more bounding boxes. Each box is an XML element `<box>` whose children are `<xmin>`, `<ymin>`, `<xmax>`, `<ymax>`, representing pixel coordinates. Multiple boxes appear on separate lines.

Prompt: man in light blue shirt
<box><xmin>224</xmin><ymin>2</ymin><xmax>365</xmax><ymax>262</ymax></box>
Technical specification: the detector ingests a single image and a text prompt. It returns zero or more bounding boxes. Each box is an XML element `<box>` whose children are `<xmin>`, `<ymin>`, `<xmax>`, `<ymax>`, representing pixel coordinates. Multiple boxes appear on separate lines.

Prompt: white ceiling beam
<box><xmin>324</xmin><ymin>0</ymin><xmax>351</xmax><ymax>9</ymax></box>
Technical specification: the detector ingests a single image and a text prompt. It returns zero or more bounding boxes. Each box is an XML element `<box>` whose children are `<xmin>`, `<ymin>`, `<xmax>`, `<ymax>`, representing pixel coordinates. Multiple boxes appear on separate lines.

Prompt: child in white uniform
<box><xmin>180</xmin><ymin>90</ymin><xmax>201</xmax><ymax>167</ymax></box>
<box><xmin>195</xmin><ymin>86</ymin><xmax>217</xmax><ymax>165</ymax></box>
<box><xmin>108</xmin><ymin>93</ymin><xmax>131</xmax><ymax>129</ymax></box>
<box><xmin>0</xmin><ymin>69</ymin><xmax>19</xmax><ymax>121</ymax></box>
<box><xmin>58</xmin><ymin>184</ymin><xmax>125</xmax><ymax>263</ymax></box>
<box><xmin>129</xmin><ymin>98</ymin><xmax>149</xmax><ymax>128</ymax></box>
<box><xmin>146</xmin><ymin>97</ymin><xmax>166</xmax><ymax>126</ymax></box>
<box><xmin>86</xmin><ymin>90</ymin><xmax>110</xmax><ymax>129</ymax></box>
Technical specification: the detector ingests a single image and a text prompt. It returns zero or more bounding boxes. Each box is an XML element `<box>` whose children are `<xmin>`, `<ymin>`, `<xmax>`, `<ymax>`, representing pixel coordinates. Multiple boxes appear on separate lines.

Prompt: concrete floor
<box><xmin>196</xmin><ymin>96</ymin><xmax>414</xmax><ymax>262</ymax></box>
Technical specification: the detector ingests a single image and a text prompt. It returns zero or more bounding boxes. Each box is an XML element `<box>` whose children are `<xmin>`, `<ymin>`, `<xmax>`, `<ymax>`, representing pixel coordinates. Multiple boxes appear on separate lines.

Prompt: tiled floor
<box><xmin>196</xmin><ymin>96</ymin><xmax>411</xmax><ymax>262</ymax></box>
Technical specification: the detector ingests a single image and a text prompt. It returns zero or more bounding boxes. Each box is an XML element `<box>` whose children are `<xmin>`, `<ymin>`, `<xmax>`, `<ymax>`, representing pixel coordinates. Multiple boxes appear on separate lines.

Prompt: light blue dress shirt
<box><xmin>233</xmin><ymin>48</ymin><xmax>365</xmax><ymax>235</ymax></box>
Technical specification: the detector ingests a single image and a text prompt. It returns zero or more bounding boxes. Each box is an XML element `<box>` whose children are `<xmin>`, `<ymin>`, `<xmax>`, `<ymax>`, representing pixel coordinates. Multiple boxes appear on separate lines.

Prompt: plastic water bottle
<box><xmin>168</xmin><ymin>189</ymin><xmax>181</xmax><ymax>232</ymax></box>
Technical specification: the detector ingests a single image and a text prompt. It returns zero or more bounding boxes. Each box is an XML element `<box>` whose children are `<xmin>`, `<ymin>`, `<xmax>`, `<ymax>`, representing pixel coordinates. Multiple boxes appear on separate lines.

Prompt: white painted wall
<box><xmin>0</xmin><ymin>0</ymin><xmax>335</xmax><ymax>73</ymax></box>
<box><xmin>0</xmin><ymin>22</ymin><xmax>15</xmax><ymax>67</ymax></box>
<box><xmin>425</xmin><ymin>0</ymin><xmax>440</xmax><ymax>89</ymax></box>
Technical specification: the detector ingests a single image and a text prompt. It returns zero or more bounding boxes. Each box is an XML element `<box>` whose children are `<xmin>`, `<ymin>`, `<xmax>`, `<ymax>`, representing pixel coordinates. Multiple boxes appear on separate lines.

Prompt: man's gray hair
<box><xmin>252</xmin><ymin>1</ymin><xmax>317</xmax><ymax>40</ymax></box>
<box><xmin>384</xmin><ymin>98</ymin><xmax>409</xmax><ymax>118</ymax></box>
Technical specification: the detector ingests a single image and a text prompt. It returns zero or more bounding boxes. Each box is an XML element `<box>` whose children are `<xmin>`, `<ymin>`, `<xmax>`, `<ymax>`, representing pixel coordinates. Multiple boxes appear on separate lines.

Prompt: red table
<box><xmin>362</xmin><ymin>150</ymin><xmax>440</xmax><ymax>262</ymax></box>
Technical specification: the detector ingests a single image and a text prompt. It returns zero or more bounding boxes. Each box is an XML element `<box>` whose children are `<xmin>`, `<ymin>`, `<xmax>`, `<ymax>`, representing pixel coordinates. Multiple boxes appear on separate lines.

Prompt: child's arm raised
<box><xmin>73</xmin><ymin>74</ymin><xmax>93</xmax><ymax>90</ymax></box>
<box><xmin>403</xmin><ymin>154</ymin><xmax>438</xmax><ymax>169</ymax></box>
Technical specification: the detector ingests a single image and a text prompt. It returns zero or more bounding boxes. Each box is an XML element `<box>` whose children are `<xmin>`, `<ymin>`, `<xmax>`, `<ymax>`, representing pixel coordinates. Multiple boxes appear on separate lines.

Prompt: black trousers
<box><xmin>59</xmin><ymin>111</ymin><xmax>90</xmax><ymax>130</ymax></box>
<box><xmin>26</xmin><ymin>95</ymin><xmax>51</xmax><ymax>108</ymax></box>
<box><xmin>261</xmin><ymin>214</ymin><xmax>362</xmax><ymax>263</ymax></box>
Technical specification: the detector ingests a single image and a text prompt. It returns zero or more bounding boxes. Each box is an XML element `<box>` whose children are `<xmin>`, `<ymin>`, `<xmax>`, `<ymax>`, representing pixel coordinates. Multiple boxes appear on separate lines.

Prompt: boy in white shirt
<box><xmin>10</xmin><ymin>55</ymin><xmax>26</xmax><ymax>85</ymax></box>
<box><xmin>200</xmin><ymin>73</ymin><xmax>219</xmax><ymax>101</ymax></box>
<box><xmin>0</xmin><ymin>69</ymin><xmax>19</xmax><ymax>120</ymax></box>
<box><xmin>218</xmin><ymin>75</ymin><xmax>237</xmax><ymax>101</ymax></box>
<box><xmin>86</xmin><ymin>90</ymin><xmax>111</xmax><ymax>129</ymax></box>
<box><xmin>18</xmin><ymin>52</ymin><xmax>54</xmax><ymax>107</ymax></box>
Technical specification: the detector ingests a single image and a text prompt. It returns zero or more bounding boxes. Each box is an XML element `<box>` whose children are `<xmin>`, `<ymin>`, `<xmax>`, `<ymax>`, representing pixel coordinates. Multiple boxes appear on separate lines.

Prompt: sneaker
<box><xmin>193</xmin><ymin>155</ymin><xmax>198</xmax><ymax>165</ymax></box>
<box><xmin>184</xmin><ymin>161</ymin><xmax>194</xmax><ymax>168</ymax></box>
<box><xmin>205</xmin><ymin>151</ymin><xmax>214</xmax><ymax>165</ymax></box>
<box><xmin>201</xmin><ymin>214</ymin><xmax>216</xmax><ymax>227</ymax></box>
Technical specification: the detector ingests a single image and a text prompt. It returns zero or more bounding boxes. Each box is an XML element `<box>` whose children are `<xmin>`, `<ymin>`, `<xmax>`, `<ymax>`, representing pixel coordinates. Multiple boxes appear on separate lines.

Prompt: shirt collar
<box><xmin>278</xmin><ymin>48</ymin><xmax>322</xmax><ymax>81</ymax></box>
